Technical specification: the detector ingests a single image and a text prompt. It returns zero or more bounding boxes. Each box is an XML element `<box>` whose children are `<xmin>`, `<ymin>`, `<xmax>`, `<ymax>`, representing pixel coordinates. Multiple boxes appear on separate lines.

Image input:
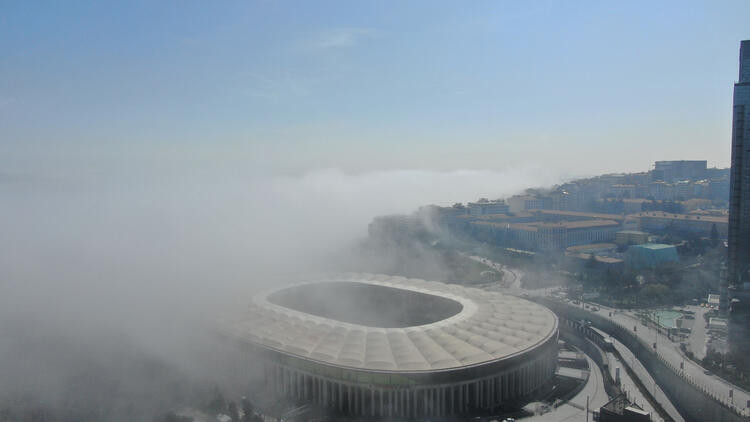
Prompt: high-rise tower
<box><xmin>728</xmin><ymin>40</ymin><xmax>750</xmax><ymax>355</ymax></box>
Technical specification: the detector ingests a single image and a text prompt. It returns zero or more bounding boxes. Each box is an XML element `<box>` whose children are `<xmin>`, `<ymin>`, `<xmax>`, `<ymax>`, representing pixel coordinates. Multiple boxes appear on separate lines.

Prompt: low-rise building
<box><xmin>611</xmin><ymin>184</ymin><xmax>636</xmax><ymax>198</ymax></box>
<box><xmin>471</xmin><ymin>219</ymin><xmax>620</xmax><ymax>251</ymax></box>
<box><xmin>622</xmin><ymin>198</ymin><xmax>652</xmax><ymax>213</ymax></box>
<box><xmin>653</xmin><ymin>160</ymin><xmax>707</xmax><ymax>182</ymax></box>
<box><xmin>709</xmin><ymin>317</ymin><xmax>728</xmax><ymax>334</ymax></box>
<box><xmin>468</xmin><ymin>200</ymin><xmax>509</xmax><ymax>216</ymax></box>
<box><xmin>507</xmin><ymin>195</ymin><xmax>545</xmax><ymax>213</ymax></box>
<box><xmin>630</xmin><ymin>211</ymin><xmax>728</xmax><ymax>238</ymax></box>
<box><xmin>615</xmin><ymin>230</ymin><xmax>650</xmax><ymax>246</ymax></box>
<box><xmin>625</xmin><ymin>244</ymin><xmax>679</xmax><ymax>269</ymax></box>
<box><xmin>530</xmin><ymin>209</ymin><xmax>627</xmax><ymax>223</ymax></box>
<box><xmin>596</xmin><ymin>393</ymin><xmax>651</xmax><ymax>422</ymax></box>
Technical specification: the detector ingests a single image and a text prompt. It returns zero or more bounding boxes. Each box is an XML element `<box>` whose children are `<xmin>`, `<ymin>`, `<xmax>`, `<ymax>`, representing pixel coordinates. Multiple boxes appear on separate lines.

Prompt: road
<box><xmin>463</xmin><ymin>253</ymin><xmax>523</xmax><ymax>290</ymax></box>
<box><xmin>522</xmin><ymin>354</ymin><xmax>609</xmax><ymax>422</ymax></box>
<box><xmin>686</xmin><ymin>305</ymin><xmax>709</xmax><ymax>360</ymax></box>
<box><xmin>590</xmin><ymin>327</ymin><xmax>683</xmax><ymax>422</ymax></box>
<box><xmin>576</xmin><ymin>301</ymin><xmax>749</xmax><ymax>414</ymax></box>
<box><xmin>464</xmin><ymin>253</ymin><xmax>747</xmax><ymax>416</ymax></box>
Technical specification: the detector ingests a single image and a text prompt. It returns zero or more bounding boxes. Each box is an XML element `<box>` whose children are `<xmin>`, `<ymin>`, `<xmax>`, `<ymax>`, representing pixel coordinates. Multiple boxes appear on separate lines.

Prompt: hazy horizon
<box><xmin>1</xmin><ymin>2</ymin><xmax>748</xmax><ymax>421</ymax></box>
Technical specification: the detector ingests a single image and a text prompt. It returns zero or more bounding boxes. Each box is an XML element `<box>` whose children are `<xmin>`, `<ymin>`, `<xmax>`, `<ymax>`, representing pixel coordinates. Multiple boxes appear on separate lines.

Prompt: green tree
<box><xmin>228</xmin><ymin>402</ymin><xmax>239</xmax><ymax>422</ymax></box>
<box><xmin>711</xmin><ymin>223</ymin><xmax>719</xmax><ymax>247</ymax></box>
<box><xmin>241</xmin><ymin>397</ymin><xmax>254</xmax><ymax>422</ymax></box>
<box><xmin>207</xmin><ymin>387</ymin><xmax>226</xmax><ymax>415</ymax></box>
<box><xmin>585</xmin><ymin>254</ymin><xmax>598</xmax><ymax>269</ymax></box>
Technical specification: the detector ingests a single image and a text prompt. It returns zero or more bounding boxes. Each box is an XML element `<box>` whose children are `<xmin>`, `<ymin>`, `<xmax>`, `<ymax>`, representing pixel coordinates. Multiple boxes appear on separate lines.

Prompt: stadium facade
<box><xmin>223</xmin><ymin>274</ymin><xmax>559</xmax><ymax>419</ymax></box>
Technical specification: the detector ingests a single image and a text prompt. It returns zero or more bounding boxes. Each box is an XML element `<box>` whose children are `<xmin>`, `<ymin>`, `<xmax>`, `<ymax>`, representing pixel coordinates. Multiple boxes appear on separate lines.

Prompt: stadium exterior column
<box><xmin>436</xmin><ymin>387</ymin><xmax>441</xmax><ymax>416</ymax></box>
<box><xmin>346</xmin><ymin>384</ymin><xmax>354</xmax><ymax>415</ymax></box>
<box><xmin>407</xmin><ymin>389</ymin><xmax>411</xmax><ymax>418</ymax></box>
<box><xmin>389</xmin><ymin>390</ymin><xmax>394</xmax><ymax>417</ymax></box>
<box><xmin>442</xmin><ymin>387</ymin><xmax>446</xmax><ymax>416</ymax></box>
<box><xmin>475</xmin><ymin>380</ymin><xmax>480</xmax><ymax>408</ymax></box>
<box><xmin>371</xmin><ymin>387</ymin><xmax>375</xmax><ymax>417</ymax></box>
<box><xmin>434</xmin><ymin>387</ymin><xmax>439</xmax><ymax>416</ymax></box>
<box><xmin>489</xmin><ymin>378</ymin><xmax>494</xmax><ymax>406</ymax></box>
<box><xmin>433</xmin><ymin>388</ymin><xmax>438</xmax><ymax>417</ymax></box>
<box><xmin>440</xmin><ymin>387</ymin><xmax>444</xmax><ymax>416</ymax></box>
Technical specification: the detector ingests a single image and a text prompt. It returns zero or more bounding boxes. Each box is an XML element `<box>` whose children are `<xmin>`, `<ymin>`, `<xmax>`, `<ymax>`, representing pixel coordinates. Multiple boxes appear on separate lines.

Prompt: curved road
<box><xmin>521</xmin><ymin>354</ymin><xmax>609</xmax><ymax>422</ymax></box>
<box><xmin>578</xmin><ymin>301</ymin><xmax>749</xmax><ymax>415</ymax></box>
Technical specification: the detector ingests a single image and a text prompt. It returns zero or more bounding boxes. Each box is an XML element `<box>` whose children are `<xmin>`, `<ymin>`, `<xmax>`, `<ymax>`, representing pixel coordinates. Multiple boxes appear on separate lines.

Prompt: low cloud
<box><xmin>307</xmin><ymin>27</ymin><xmax>378</xmax><ymax>50</ymax></box>
<box><xmin>0</xmin><ymin>163</ymin><xmax>561</xmax><ymax>419</ymax></box>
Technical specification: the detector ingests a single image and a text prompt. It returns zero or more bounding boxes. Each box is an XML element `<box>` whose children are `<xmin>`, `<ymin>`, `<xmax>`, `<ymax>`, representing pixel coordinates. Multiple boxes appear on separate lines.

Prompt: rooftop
<box><xmin>542</xmin><ymin>219</ymin><xmax>619</xmax><ymax>230</ymax></box>
<box><xmin>630</xmin><ymin>211</ymin><xmax>727</xmax><ymax>224</ymax></box>
<box><xmin>566</xmin><ymin>243</ymin><xmax>617</xmax><ymax>253</ymax></box>
<box><xmin>568</xmin><ymin>253</ymin><xmax>624</xmax><ymax>264</ymax></box>
<box><xmin>222</xmin><ymin>274</ymin><xmax>558</xmax><ymax>372</ymax></box>
<box><xmin>531</xmin><ymin>209</ymin><xmax>627</xmax><ymax>221</ymax></box>
<box><xmin>472</xmin><ymin>219</ymin><xmax>620</xmax><ymax>231</ymax></box>
<box><xmin>632</xmin><ymin>243</ymin><xmax>676</xmax><ymax>250</ymax></box>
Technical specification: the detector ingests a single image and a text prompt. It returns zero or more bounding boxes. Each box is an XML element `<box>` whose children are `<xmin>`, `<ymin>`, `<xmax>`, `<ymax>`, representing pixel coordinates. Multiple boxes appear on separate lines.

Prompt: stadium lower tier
<box><xmin>258</xmin><ymin>333</ymin><xmax>558</xmax><ymax>419</ymax></box>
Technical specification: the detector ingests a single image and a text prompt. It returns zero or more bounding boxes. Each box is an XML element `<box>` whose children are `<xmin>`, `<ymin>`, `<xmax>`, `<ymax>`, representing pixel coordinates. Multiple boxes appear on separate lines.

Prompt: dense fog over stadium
<box><xmin>0</xmin><ymin>161</ymin><xmax>559</xmax><ymax>420</ymax></box>
<box><xmin>3</xmin><ymin>1</ymin><xmax>750</xmax><ymax>420</ymax></box>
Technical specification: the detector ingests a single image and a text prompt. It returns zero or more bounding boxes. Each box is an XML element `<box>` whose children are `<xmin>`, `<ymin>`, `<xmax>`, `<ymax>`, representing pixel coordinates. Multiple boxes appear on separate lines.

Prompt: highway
<box><xmin>469</xmin><ymin>253</ymin><xmax>748</xmax><ymax>417</ymax></box>
<box><xmin>463</xmin><ymin>253</ymin><xmax>523</xmax><ymax>290</ymax></box>
<box><xmin>464</xmin><ymin>251</ymin><xmax>750</xmax><ymax>416</ymax></box>
<box><xmin>590</xmin><ymin>327</ymin><xmax>683</xmax><ymax>422</ymax></box>
<box><xmin>522</xmin><ymin>354</ymin><xmax>609</xmax><ymax>422</ymax></box>
<box><xmin>577</xmin><ymin>301</ymin><xmax>749</xmax><ymax>415</ymax></box>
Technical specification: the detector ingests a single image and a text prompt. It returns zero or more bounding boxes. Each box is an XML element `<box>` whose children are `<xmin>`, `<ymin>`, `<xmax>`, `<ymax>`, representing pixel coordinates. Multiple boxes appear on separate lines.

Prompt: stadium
<box><xmin>223</xmin><ymin>273</ymin><xmax>559</xmax><ymax>419</ymax></box>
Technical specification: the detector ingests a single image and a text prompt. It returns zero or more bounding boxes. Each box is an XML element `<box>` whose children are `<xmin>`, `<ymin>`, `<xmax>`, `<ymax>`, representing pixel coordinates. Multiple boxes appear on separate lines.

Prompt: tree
<box><xmin>207</xmin><ymin>387</ymin><xmax>226</xmax><ymax>415</ymax></box>
<box><xmin>585</xmin><ymin>254</ymin><xmax>598</xmax><ymax>269</ymax></box>
<box><xmin>711</xmin><ymin>223</ymin><xmax>719</xmax><ymax>247</ymax></box>
<box><xmin>241</xmin><ymin>397</ymin><xmax>254</xmax><ymax>422</ymax></box>
<box><xmin>228</xmin><ymin>402</ymin><xmax>239</xmax><ymax>422</ymax></box>
<box><xmin>155</xmin><ymin>412</ymin><xmax>193</xmax><ymax>422</ymax></box>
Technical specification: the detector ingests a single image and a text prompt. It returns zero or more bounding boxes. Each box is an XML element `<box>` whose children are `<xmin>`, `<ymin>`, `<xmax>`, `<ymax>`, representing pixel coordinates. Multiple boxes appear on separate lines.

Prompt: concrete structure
<box><xmin>615</xmin><ymin>230</ymin><xmax>650</xmax><ymax>246</ymax></box>
<box><xmin>597</xmin><ymin>393</ymin><xmax>651</xmax><ymax>422</ymax></box>
<box><xmin>709</xmin><ymin>317</ymin><xmax>728</xmax><ymax>334</ymax></box>
<box><xmin>507</xmin><ymin>195</ymin><xmax>545</xmax><ymax>213</ymax></box>
<box><xmin>531</xmin><ymin>209</ymin><xmax>627</xmax><ymax>223</ymax></box>
<box><xmin>545</xmin><ymin>300</ymin><xmax>749</xmax><ymax>422</ymax></box>
<box><xmin>472</xmin><ymin>219</ymin><xmax>620</xmax><ymax>251</ymax></box>
<box><xmin>468</xmin><ymin>200</ymin><xmax>509</xmax><ymax>216</ymax></box>
<box><xmin>653</xmin><ymin>160</ymin><xmax>707</xmax><ymax>182</ymax></box>
<box><xmin>625</xmin><ymin>244</ymin><xmax>679</xmax><ymax>269</ymax></box>
<box><xmin>611</xmin><ymin>184</ymin><xmax>637</xmax><ymax>199</ymax></box>
<box><xmin>631</xmin><ymin>211</ymin><xmax>728</xmax><ymax>238</ymax></box>
<box><xmin>622</xmin><ymin>199</ymin><xmax>652</xmax><ymax>214</ymax></box>
<box><xmin>729</xmin><ymin>40</ymin><xmax>750</xmax><ymax>357</ymax></box>
<box><xmin>222</xmin><ymin>274</ymin><xmax>559</xmax><ymax>419</ymax></box>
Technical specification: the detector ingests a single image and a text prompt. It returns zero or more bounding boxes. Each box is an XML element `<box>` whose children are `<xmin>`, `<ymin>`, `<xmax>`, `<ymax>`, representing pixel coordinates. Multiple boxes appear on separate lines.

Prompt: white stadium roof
<box><xmin>224</xmin><ymin>273</ymin><xmax>558</xmax><ymax>372</ymax></box>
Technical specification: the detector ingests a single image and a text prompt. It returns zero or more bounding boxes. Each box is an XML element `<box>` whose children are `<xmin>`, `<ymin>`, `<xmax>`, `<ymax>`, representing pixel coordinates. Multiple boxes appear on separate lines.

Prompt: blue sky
<box><xmin>2</xmin><ymin>1</ymin><xmax>749</xmax><ymax>177</ymax></box>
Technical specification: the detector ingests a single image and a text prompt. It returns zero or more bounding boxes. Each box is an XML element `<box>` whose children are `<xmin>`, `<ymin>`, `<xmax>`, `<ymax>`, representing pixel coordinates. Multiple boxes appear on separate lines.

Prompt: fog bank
<box><xmin>0</xmin><ymin>164</ymin><xmax>561</xmax><ymax>419</ymax></box>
